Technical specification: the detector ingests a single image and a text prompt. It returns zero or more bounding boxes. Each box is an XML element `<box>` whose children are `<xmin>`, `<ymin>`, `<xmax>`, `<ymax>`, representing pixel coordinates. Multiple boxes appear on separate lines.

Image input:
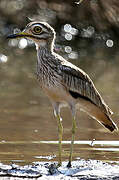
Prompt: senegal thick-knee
<box><xmin>7</xmin><ymin>21</ymin><xmax>118</xmax><ymax>167</ymax></box>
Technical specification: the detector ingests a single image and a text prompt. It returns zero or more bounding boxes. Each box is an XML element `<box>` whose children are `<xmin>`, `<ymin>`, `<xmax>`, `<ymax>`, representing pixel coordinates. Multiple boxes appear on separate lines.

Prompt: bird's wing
<box><xmin>60</xmin><ymin>61</ymin><xmax>113</xmax><ymax>116</ymax></box>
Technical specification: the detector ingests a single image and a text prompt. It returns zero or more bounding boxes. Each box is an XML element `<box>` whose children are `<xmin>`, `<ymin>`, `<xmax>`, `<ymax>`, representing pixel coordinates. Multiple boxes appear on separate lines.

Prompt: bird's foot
<box><xmin>67</xmin><ymin>161</ymin><xmax>71</xmax><ymax>168</ymax></box>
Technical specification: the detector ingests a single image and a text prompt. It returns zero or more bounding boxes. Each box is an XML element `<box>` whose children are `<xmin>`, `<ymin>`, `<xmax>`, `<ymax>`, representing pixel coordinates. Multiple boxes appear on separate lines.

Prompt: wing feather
<box><xmin>60</xmin><ymin>63</ymin><xmax>113</xmax><ymax>116</ymax></box>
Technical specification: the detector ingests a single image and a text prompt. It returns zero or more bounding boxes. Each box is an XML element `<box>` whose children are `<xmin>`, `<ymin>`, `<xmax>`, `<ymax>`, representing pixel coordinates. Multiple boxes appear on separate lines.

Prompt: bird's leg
<box><xmin>53</xmin><ymin>104</ymin><xmax>63</xmax><ymax>167</ymax></box>
<box><xmin>56</xmin><ymin>114</ymin><xmax>63</xmax><ymax>167</ymax></box>
<box><xmin>67</xmin><ymin>107</ymin><xmax>76</xmax><ymax>168</ymax></box>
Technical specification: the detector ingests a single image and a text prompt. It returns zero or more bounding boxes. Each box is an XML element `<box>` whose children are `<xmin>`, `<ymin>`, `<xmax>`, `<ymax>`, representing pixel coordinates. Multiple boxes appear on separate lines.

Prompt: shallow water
<box><xmin>0</xmin><ymin>42</ymin><xmax>119</xmax><ymax>167</ymax></box>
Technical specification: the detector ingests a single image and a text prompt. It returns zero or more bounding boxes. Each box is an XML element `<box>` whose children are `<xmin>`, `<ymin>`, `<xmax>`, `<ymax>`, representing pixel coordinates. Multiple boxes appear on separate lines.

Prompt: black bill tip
<box><xmin>7</xmin><ymin>34</ymin><xmax>20</xmax><ymax>39</ymax></box>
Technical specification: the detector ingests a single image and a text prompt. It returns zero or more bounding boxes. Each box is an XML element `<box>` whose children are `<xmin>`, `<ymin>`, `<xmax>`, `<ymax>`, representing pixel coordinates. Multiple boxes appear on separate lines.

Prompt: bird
<box><xmin>7</xmin><ymin>21</ymin><xmax>118</xmax><ymax>167</ymax></box>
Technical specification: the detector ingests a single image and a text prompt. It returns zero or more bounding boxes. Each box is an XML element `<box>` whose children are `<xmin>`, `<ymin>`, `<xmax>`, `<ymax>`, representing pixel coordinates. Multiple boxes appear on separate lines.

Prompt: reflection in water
<box><xmin>0</xmin><ymin>54</ymin><xmax>8</xmax><ymax>63</ymax></box>
<box><xmin>106</xmin><ymin>39</ymin><xmax>114</xmax><ymax>47</ymax></box>
<box><xmin>18</xmin><ymin>38</ymin><xmax>28</xmax><ymax>49</ymax></box>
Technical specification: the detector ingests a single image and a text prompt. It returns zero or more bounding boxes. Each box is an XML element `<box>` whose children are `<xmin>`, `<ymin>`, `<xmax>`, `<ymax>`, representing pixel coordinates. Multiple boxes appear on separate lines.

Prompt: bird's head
<box><xmin>7</xmin><ymin>21</ymin><xmax>56</xmax><ymax>49</ymax></box>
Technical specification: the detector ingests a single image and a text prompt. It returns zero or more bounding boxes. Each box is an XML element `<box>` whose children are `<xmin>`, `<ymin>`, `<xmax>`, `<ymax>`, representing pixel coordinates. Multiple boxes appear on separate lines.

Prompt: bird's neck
<box><xmin>37</xmin><ymin>46</ymin><xmax>51</xmax><ymax>57</ymax></box>
<box><xmin>35</xmin><ymin>38</ymin><xmax>54</xmax><ymax>53</ymax></box>
<box><xmin>36</xmin><ymin>43</ymin><xmax>55</xmax><ymax>69</ymax></box>
<box><xmin>36</xmin><ymin>41</ymin><xmax>57</xmax><ymax>88</ymax></box>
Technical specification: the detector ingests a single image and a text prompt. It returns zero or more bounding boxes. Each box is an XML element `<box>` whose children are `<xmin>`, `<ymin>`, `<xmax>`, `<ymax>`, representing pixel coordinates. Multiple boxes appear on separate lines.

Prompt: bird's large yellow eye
<box><xmin>33</xmin><ymin>26</ymin><xmax>42</xmax><ymax>34</ymax></box>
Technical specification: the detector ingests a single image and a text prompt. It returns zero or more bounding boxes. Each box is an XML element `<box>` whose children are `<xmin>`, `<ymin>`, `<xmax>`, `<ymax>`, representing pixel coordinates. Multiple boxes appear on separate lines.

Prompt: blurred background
<box><xmin>0</xmin><ymin>0</ymin><xmax>119</xmax><ymax>165</ymax></box>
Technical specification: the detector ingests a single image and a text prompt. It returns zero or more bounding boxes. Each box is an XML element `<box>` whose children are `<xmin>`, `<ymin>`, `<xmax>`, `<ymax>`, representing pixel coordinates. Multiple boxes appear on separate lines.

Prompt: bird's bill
<box><xmin>7</xmin><ymin>32</ymin><xmax>31</xmax><ymax>39</ymax></box>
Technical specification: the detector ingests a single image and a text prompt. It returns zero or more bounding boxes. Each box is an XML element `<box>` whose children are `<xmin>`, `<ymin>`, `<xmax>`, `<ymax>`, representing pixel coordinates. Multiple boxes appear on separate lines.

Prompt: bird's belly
<box><xmin>43</xmin><ymin>86</ymin><xmax>73</xmax><ymax>105</ymax></box>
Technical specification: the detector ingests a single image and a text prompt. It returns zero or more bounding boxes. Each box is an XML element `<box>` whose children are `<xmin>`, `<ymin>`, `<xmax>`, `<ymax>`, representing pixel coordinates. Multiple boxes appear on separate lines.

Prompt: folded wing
<box><xmin>60</xmin><ymin>62</ymin><xmax>117</xmax><ymax>132</ymax></box>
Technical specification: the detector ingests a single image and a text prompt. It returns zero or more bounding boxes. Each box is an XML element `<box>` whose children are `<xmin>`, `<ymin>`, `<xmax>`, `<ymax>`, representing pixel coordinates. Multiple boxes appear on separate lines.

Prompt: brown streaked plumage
<box><xmin>7</xmin><ymin>21</ymin><xmax>118</xmax><ymax>167</ymax></box>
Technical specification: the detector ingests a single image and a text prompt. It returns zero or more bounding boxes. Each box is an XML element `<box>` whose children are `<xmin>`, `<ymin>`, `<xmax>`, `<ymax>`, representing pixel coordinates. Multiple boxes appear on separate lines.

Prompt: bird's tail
<box><xmin>79</xmin><ymin>99</ymin><xmax>118</xmax><ymax>132</ymax></box>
